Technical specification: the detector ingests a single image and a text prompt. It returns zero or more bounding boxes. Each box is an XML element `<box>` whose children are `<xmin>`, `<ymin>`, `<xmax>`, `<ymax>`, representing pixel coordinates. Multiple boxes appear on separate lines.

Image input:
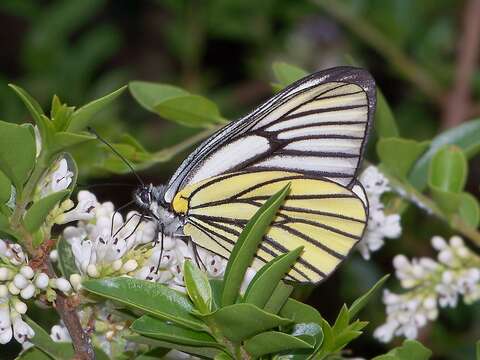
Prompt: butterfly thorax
<box><xmin>134</xmin><ymin>184</ymin><xmax>183</xmax><ymax>236</ymax></box>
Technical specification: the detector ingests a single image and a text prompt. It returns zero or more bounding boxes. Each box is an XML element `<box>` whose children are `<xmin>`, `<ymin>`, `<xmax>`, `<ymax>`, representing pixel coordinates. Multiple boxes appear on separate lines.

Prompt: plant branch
<box><xmin>442</xmin><ymin>0</ymin><xmax>480</xmax><ymax>128</ymax></box>
<box><xmin>315</xmin><ymin>0</ymin><xmax>444</xmax><ymax>103</ymax></box>
<box><xmin>46</xmin><ymin>262</ymin><xmax>95</xmax><ymax>360</ymax></box>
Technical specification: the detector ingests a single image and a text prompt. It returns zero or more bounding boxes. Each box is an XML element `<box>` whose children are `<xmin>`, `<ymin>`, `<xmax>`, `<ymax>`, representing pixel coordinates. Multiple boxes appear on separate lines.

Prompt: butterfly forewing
<box><xmin>163</xmin><ymin>67</ymin><xmax>375</xmax><ymax>203</ymax></box>
<box><xmin>161</xmin><ymin>67</ymin><xmax>375</xmax><ymax>284</ymax></box>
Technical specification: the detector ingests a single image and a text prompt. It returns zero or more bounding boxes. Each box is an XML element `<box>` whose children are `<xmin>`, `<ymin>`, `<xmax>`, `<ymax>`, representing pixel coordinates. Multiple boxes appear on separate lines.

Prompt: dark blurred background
<box><xmin>1</xmin><ymin>1</ymin><xmax>480</xmax><ymax>359</ymax></box>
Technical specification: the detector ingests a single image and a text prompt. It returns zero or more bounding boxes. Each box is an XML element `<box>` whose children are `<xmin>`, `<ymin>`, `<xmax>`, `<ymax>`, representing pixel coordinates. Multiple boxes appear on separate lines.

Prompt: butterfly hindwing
<box><xmin>172</xmin><ymin>171</ymin><xmax>368</xmax><ymax>284</ymax></box>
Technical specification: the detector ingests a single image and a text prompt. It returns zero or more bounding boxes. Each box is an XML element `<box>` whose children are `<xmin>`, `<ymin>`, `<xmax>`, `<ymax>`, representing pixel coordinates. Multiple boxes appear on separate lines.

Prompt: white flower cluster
<box><xmin>358</xmin><ymin>166</ymin><xmax>402</xmax><ymax>260</ymax></box>
<box><xmin>374</xmin><ymin>235</ymin><xmax>480</xmax><ymax>342</ymax></box>
<box><xmin>63</xmin><ymin>190</ymin><xmax>231</xmax><ymax>291</ymax></box>
<box><xmin>0</xmin><ymin>239</ymin><xmax>72</xmax><ymax>345</ymax></box>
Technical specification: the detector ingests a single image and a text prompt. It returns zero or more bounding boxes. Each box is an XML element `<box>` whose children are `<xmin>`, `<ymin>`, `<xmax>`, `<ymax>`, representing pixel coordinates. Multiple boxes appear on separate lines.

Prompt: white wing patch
<box><xmin>187</xmin><ymin>135</ymin><xmax>270</xmax><ymax>185</ymax></box>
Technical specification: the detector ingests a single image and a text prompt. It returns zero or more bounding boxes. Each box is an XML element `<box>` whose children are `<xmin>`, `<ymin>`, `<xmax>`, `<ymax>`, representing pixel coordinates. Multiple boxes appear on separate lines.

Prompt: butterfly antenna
<box><xmin>87</xmin><ymin>126</ymin><xmax>145</xmax><ymax>187</ymax></box>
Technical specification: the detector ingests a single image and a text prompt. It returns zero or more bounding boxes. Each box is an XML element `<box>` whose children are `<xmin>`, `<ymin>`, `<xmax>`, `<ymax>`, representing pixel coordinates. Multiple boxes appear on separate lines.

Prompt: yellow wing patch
<box><xmin>172</xmin><ymin>170</ymin><xmax>368</xmax><ymax>284</ymax></box>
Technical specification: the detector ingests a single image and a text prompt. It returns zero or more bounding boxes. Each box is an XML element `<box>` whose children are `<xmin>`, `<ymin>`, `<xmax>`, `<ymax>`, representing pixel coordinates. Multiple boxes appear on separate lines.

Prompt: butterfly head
<box><xmin>134</xmin><ymin>184</ymin><xmax>153</xmax><ymax>210</ymax></box>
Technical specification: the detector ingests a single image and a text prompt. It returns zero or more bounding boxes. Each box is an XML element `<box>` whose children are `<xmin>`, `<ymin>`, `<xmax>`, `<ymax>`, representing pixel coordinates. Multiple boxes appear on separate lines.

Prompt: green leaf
<box><xmin>375</xmin><ymin>88</ymin><xmax>399</xmax><ymax>138</ymax></box>
<box><xmin>272</xmin><ymin>62</ymin><xmax>309</xmax><ymax>87</ymax></box>
<box><xmin>279</xmin><ymin>298</ymin><xmax>324</xmax><ymax>325</ymax></box>
<box><xmin>428</xmin><ymin>145</ymin><xmax>467</xmax><ymax>193</ymax></box>
<box><xmin>68</xmin><ymin>86</ymin><xmax>127</xmax><ymax>132</ymax></box>
<box><xmin>8</xmin><ymin>85</ymin><xmax>54</xmax><ymax>150</ymax></box>
<box><xmin>131</xmin><ymin>315</ymin><xmax>221</xmax><ymax>348</ymax></box>
<box><xmin>409</xmin><ymin>118</ymin><xmax>480</xmax><ymax>190</ymax></box>
<box><xmin>23</xmin><ymin>190</ymin><xmax>69</xmax><ymax>233</ymax></box>
<box><xmin>57</xmin><ymin>236</ymin><xmax>78</xmax><ymax>278</ymax></box>
<box><xmin>201</xmin><ymin>303</ymin><xmax>292</xmax><ymax>342</ymax></box>
<box><xmin>0</xmin><ymin>121</ymin><xmax>36</xmax><ymax>191</ymax></box>
<box><xmin>291</xmin><ymin>322</ymin><xmax>324</xmax><ymax>347</ymax></box>
<box><xmin>183</xmin><ymin>260</ymin><xmax>213</xmax><ymax>314</ymax></box>
<box><xmin>0</xmin><ymin>170</ymin><xmax>12</xmax><ymax>205</ymax></box>
<box><xmin>16</xmin><ymin>348</ymin><xmax>53</xmax><ymax>360</ymax></box>
<box><xmin>209</xmin><ymin>279</ymin><xmax>223</xmax><ymax>311</ymax></box>
<box><xmin>154</xmin><ymin>95</ymin><xmax>226</xmax><ymax>128</ymax></box>
<box><xmin>50</xmin><ymin>96</ymin><xmax>75</xmax><ymax>132</ymax></box>
<box><xmin>49</xmin><ymin>132</ymin><xmax>94</xmax><ymax>154</ymax></box>
<box><xmin>8</xmin><ymin>84</ymin><xmax>45</xmax><ymax>125</ymax></box>
<box><xmin>244</xmin><ymin>247</ymin><xmax>302</xmax><ymax>308</ymax></box>
<box><xmin>476</xmin><ymin>340</ymin><xmax>480</xmax><ymax>360</ymax></box>
<box><xmin>82</xmin><ymin>277</ymin><xmax>205</xmax><ymax>331</ymax></box>
<box><xmin>377</xmin><ymin>137</ymin><xmax>429</xmax><ymax>179</ymax></box>
<box><xmin>372</xmin><ymin>339</ymin><xmax>432</xmax><ymax>360</ymax></box>
<box><xmin>128</xmin><ymin>335</ymin><xmax>220</xmax><ymax>359</ymax></box>
<box><xmin>348</xmin><ymin>274</ymin><xmax>389</xmax><ymax>320</ymax></box>
<box><xmin>222</xmin><ymin>184</ymin><xmax>290</xmax><ymax>306</ymax></box>
<box><xmin>263</xmin><ymin>281</ymin><xmax>294</xmax><ymax>315</ymax></box>
<box><xmin>26</xmin><ymin>317</ymin><xmax>74</xmax><ymax>360</ymax></box>
<box><xmin>458</xmin><ymin>193</ymin><xmax>480</xmax><ymax>228</ymax></box>
<box><xmin>129</xmin><ymin>81</ymin><xmax>189</xmax><ymax>111</ymax></box>
<box><xmin>244</xmin><ymin>331</ymin><xmax>313</xmax><ymax>357</ymax></box>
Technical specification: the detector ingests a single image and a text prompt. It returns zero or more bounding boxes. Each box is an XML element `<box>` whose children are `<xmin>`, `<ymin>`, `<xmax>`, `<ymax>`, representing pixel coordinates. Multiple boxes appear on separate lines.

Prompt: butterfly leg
<box><xmin>154</xmin><ymin>224</ymin><xmax>165</xmax><ymax>275</ymax></box>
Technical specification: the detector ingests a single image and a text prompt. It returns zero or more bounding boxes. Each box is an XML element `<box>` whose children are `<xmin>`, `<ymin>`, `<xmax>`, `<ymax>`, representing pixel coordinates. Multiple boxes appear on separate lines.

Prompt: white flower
<box><xmin>51</xmin><ymin>159</ymin><xmax>73</xmax><ymax>193</ymax></box>
<box><xmin>11</xmin><ymin>312</ymin><xmax>34</xmax><ymax>344</ymax></box>
<box><xmin>56</xmin><ymin>191</ymin><xmax>96</xmax><ymax>224</ymax></box>
<box><xmin>50</xmin><ymin>324</ymin><xmax>71</xmax><ymax>343</ymax></box>
<box><xmin>376</xmin><ymin>235</ymin><xmax>480</xmax><ymax>343</ymax></box>
<box><xmin>359</xmin><ymin>166</ymin><xmax>390</xmax><ymax>195</ymax></box>
<box><xmin>357</xmin><ymin>166</ymin><xmax>402</xmax><ymax>260</ymax></box>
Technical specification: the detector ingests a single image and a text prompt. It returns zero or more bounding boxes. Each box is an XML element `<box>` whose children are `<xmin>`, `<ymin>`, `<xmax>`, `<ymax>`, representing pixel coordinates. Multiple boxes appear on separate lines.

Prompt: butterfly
<box><xmin>134</xmin><ymin>66</ymin><xmax>376</xmax><ymax>284</ymax></box>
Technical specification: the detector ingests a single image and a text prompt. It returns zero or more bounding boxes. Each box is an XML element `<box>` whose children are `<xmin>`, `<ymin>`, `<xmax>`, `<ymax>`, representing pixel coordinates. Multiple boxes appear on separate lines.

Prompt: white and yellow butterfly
<box><xmin>134</xmin><ymin>66</ymin><xmax>376</xmax><ymax>284</ymax></box>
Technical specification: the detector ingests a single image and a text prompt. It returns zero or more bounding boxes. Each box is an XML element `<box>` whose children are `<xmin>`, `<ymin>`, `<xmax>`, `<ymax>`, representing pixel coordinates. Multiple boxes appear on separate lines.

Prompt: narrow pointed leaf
<box><xmin>244</xmin><ymin>247</ymin><xmax>302</xmax><ymax>308</ymax></box>
<box><xmin>348</xmin><ymin>274</ymin><xmax>389</xmax><ymax>320</ymax></box>
<box><xmin>221</xmin><ymin>184</ymin><xmax>290</xmax><ymax>306</ymax></box>
<box><xmin>57</xmin><ymin>236</ymin><xmax>78</xmax><ymax>278</ymax></box>
<box><xmin>184</xmin><ymin>260</ymin><xmax>212</xmax><ymax>314</ymax></box>
<box><xmin>68</xmin><ymin>86</ymin><xmax>127</xmax><ymax>132</ymax></box>
<box><xmin>8</xmin><ymin>84</ymin><xmax>44</xmax><ymax>124</ymax></box>
<box><xmin>263</xmin><ymin>281</ymin><xmax>294</xmax><ymax>315</ymax></box>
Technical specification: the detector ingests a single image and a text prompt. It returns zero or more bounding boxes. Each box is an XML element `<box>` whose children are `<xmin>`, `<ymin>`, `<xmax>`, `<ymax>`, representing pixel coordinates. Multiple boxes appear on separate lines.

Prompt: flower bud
<box><xmin>0</xmin><ymin>268</ymin><xmax>13</xmax><ymax>281</ymax></box>
<box><xmin>0</xmin><ymin>285</ymin><xmax>8</xmax><ymax>298</ymax></box>
<box><xmin>20</xmin><ymin>284</ymin><xmax>36</xmax><ymax>300</ymax></box>
<box><xmin>87</xmin><ymin>264</ymin><xmax>99</xmax><ymax>278</ymax></box>
<box><xmin>449</xmin><ymin>236</ymin><xmax>464</xmax><ymax>248</ymax></box>
<box><xmin>122</xmin><ymin>260</ymin><xmax>138</xmax><ymax>273</ymax></box>
<box><xmin>49</xmin><ymin>250</ymin><xmax>58</xmax><ymax>262</ymax></box>
<box><xmin>13</xmin><ymin>274</ymin><xmax>29</xmax><ymax>290</ymax></box>
<box><xmin>393</xmin><ymin>255</ymin><xmax>409</xmax><ymax>270</ymax></box>
<box><xmin>431</xmin><ymin>236</ymin><xmax>447</xmax><ymax>250</ymax></box>
<box><xmin>19</xmin><ymin>266</ymin><xmax>34</xmax><ymax>280</ymax></box>
<box><xmin>56</xmin><ymin>278</ymin><xmax>72</xmax><ymax>293</ymax></box>
<box><xmin>112</xmin><ymin>260</ymin><xmax>122</xmax><ymax>272</ymax></box>
<box><xmin>13</xmin><ymin>300</ymin><xmax>27</xmax><ymax>314</ymax></box>
<box><xmin>69</xmin><ymin>274</ymin><xmax>82</xmax><ymax>291</ymax></box>
<box><xmin>8</xmin><ymin>283</ymin><xmax>20</xmax><ymax>295</ymax></box>
<box><xmin>35</xmin><ymin>273</ymin><xmax>49</xmax><ymax>289</ymax></box>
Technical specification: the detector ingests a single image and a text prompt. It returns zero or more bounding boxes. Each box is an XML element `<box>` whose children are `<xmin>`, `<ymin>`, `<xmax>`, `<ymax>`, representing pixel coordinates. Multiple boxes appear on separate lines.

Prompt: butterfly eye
<box><xmin>139</xmin><ymin>188</ymin><xmax>150</xmax><ymax>204</ymax></box>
